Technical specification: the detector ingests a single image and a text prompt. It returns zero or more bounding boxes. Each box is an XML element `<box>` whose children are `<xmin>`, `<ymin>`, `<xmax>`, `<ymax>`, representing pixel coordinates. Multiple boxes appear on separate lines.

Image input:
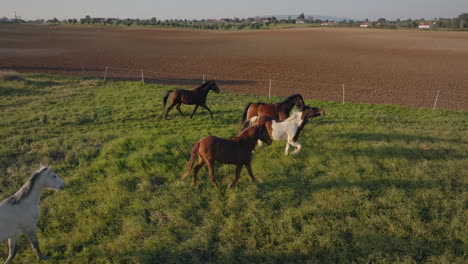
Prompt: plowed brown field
<box><xmin>1</xmin><ymin>24</ymin><xmax>467</xmax><ymax>111</ymax></box>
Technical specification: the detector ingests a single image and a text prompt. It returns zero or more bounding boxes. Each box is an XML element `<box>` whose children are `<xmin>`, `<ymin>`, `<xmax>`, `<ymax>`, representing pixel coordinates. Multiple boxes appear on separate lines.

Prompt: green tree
<box><xmin>450</xmin><ymin>18</ymin><xmax>460</xmax><ymax>29</ymax></box>
<box><xmin>297</xmin><ymin>13</ymin><xmax>305</xmax><ymax>20</ymax></box>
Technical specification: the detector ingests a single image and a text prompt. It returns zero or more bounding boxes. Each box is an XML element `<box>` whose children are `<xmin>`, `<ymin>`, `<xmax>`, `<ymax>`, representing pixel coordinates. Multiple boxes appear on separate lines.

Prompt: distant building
<box><xmin>263</xmin><ymin>18</ymin><xmax>270</xmax><ymax>24</ymax></box>
<box><xmin>419</xmin><ymin>22</ymin><xmax>435</xmax><ymax>29</ymax></box>
<box><xmin>321</xmin><ymin>21</ymin><xmax>337</xmax><ymax>26</ymax></box>
<box><xmin>0</xmin><ymin>17</ymin><xmax>8</xmax><ymax>23</ymax></box>
<box><xmin>29</xmin><ymin>19</ymin><xmax>45</xmax><ymax>24</ymax></box>
<box><xmin>296</xmin><ymin>19</ymin><xmax>305</xmax><ymax>24</ymax></box>
<box><xmin>360</xmin><ymin>22</ymin><xmax>373</xmax><ymax>28</ymax></box>
<box><xmin>219</xmin><ymin>18</ymin><xmax>232</xmax><ymax>23</ymax></box>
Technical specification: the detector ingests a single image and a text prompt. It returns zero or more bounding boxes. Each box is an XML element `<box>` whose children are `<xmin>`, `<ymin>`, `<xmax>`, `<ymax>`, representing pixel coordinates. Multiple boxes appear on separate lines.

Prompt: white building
<box><xmin>321</xmin><ymin>21</ymin><xmax>337</xmax><ymax>26</ymax></box>
<box><xmin>419</xmin><ymin>22</ymin><xmax>435</xmax><ymax>29</ymax></box>
<box><xmin>360</xmin><ymin>22</ymin><xmax>373</xmax><ymax>28</ymax></box>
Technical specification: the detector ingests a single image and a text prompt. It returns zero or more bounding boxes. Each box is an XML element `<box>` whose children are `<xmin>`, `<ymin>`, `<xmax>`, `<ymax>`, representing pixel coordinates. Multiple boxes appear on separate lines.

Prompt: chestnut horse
<box><xmin>240</xmin><ymin>93</ymin><xmax>306</xmax><ymax>124</ymax></box>
<box><xmin>163</xmin><ymin>80</ymin><xmax>220</xmax><ymax>119</ymax></box>
<box><xmin>182</xmin><ymin>124</ymin><xmax>272</xmax><ymax>189</ymax></box>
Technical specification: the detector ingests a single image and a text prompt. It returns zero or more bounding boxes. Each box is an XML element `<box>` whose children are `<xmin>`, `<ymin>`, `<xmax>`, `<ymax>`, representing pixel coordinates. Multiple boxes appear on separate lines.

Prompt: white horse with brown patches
<box><xmin>0</xmin><ymin>165</ymin><xmax>65</xmax><ymax>264</ymax></box>
<box><xmin>247</xmin><ymin>106</ymin><xmax>325</xmax><ymax>155</ymax></box>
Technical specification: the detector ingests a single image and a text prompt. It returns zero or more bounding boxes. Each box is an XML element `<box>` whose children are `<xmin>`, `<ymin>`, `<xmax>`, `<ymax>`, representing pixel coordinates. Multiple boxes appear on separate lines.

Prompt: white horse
<box><xmin>0</xmin><ymin>165</ymin><xmax>65</xmax><ymax>264</ymax></box>
<box><xmin>248</xmin><ymin>106</ymin><xmax>325</xmax><ymax>155</ymax></box>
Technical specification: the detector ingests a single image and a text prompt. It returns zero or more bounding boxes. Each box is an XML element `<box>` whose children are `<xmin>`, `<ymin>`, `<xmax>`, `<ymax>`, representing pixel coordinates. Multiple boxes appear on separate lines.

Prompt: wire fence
<box><xmin>4</xmin><ymin>63</ymin><xmax>468</xmax><ymax>111</ymax></box>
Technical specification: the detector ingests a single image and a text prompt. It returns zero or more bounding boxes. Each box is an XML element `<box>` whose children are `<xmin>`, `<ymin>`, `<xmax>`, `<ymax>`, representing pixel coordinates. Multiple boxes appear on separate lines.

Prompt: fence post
<box><xmin>269</xmin><ymin>79</ymin><xmax>272</xmax><ymax>100</ymax></box>
<box><xmin>342</xmin><ymin>84</ymin><xmax>345</xmax><ymax>104</ymax></box>
<box><xmin>103</xmin><ymin>66</ymin><xmax>108</xmax><ymax>81</ymax></box>
<box><xmin>81</xmin><ymin>64</ymin><xmax>85</xmax><ymax>76</ymax></box>
<box><xmin>432</xmin><ymin>90</ymin><xmax>440</xmax><ymax>111</ymax></box>
<box><xmin>141</xmin><ymin>69</ymin><xmax>144</xmax><ymax>85</ymax></box>
<box><xmin>203</xmin><ymin>74</ymin><xmax>205</xmax><ymax>84</ymax></box>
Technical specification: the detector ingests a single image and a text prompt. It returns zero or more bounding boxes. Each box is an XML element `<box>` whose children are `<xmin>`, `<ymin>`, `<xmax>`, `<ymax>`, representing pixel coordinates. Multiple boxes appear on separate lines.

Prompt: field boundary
<box><xmin>4</xmin><ymin>64</ymin><xmax>467</xmax><ymax>112</ymax></box>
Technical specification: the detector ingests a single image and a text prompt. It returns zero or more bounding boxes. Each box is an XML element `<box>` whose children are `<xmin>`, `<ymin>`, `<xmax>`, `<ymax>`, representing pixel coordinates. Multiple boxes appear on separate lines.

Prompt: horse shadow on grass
<box><xmin>109</xmin><ymin>232</ymin><xmax>464</xmax><ymax>263</ymax></box>
<box><xmin>0</xmin><ymin>86</ymin><xmax>43</xmax><ymax>96</ymax></box>
<box><xmin>335</xmin><ymin>132</ymin><xmax>468</xmax><ymax>145</ymax></box>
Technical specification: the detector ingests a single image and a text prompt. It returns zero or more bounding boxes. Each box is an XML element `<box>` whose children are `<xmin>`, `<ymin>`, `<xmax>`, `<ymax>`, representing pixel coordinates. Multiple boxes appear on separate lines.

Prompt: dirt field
<box><xmin>1</xmin><ymin>24</ymin><xmax>467</xmax><ymax>111</ymax></box>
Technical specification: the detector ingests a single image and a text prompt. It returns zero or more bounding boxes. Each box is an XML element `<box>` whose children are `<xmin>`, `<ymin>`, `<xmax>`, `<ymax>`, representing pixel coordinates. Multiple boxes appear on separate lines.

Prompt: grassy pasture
<box><xmin>0</xmin><ymin>74</ymin><xmax>467</xmax><ymax>263</ymax></box>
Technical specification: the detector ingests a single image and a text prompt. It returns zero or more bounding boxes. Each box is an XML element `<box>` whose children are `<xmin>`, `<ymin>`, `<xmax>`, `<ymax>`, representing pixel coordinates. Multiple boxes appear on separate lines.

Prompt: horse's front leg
<box><xmin>5</xmin><ymin>236</ymin><xmax>18</xmax><ymax>264</ymax></box>
<box><xmin>257</xmin><ymin>140</ymin><xmax>264</xmax><ymax>148</ymax></box>
<box><xmin>284</xmin><ymin>142</ymin><xmax>291</xmax><ymax>155</ymax></box>
<box><xmin>228</xmin><ymin>164</ymin><xmax>243</xmax><ymax>188</ymax></box>
<box><xmin>289</xmin><ymin>140</ymin><xmax>302</xmax><ymax>155</ymax></box>
<box><xmin>200</xmin><ymin>104</ymin><xmax>214</xmax><ymax>118</ymax></box>
<box><xmin>164</xmin><ymin>104</ymin><xmax>176</xmax><ymax>119</ymax></box>
<box><xmin>245</xmin><ymin>162</ymin><xmax>256</xmax><ymax>182</ymax></box>
<box><xmin>26</xmin><ymin>231</ymin><xmax>49</xmax><ymax>260</ymax></box>
<box><xmin>176</xmin><ymin>104</ymin><xmax>185</xmax><ymax>117</ymax></box>
<box><xmin>190</xmin><ymin>105</ymin><xmax>199</xmax><ymax>119</ymax></box>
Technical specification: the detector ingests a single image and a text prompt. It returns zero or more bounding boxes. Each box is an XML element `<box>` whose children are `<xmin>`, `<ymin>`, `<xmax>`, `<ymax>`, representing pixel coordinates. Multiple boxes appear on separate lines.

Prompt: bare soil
<box><xmin>1</xmin><ymin>24</ymin><xmax>467</xmax><ymax>111</ymax></box>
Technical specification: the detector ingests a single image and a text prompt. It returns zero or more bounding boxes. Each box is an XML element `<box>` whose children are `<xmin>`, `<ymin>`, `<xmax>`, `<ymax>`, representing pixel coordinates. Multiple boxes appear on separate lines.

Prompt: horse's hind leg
<box><xmin>206</xmin><ymin>160</ymin><xmax>219</xmax><ymax>189</ymax></box>
<box><xmin>176</xmin><ymin>104</ymin><xmax>185</xmax><ymax>117</ymax></box>
<box><xmin>190</xmin><ymin>105</ymin><xmax>199</xmax><ymax>119</ymax></box>
<box><xmin>164</xmin><ymin>103</ymin><xmax>176</xmax><ymax>119</ymax></box>
<box><xmin>5</xmin><ymin>236</ymin><xmax>18</xmax><ymax>264</ymax></box>
<box><xmin>192</xmin><ymin>159</ymin><xmax>205</xmax><ymax>185</ymax></box>
<box><xmin>27</xmin><ymin>230</ymin><xmax>49</xmax><ymax>260</ymax></box>
<box><xmin>228</xmin><ymin>164</ymin><xmax>243</xmax><ymax>188</ymax></box>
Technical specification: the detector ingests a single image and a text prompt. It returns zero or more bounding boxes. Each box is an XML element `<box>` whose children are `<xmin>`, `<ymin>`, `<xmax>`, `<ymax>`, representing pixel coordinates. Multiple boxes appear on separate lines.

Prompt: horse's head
<box><xmin>39</xmin><ymin>166</ymin><xmax>65</xmax><ymax>191</ymax></box>
<box><xmin>287</xmin><ymin>94</ymin><xmax>306</xmax><ymax>111</ymax></box>
<box><xmin>254</xmin><ymin>123</ymin><xmax>272</xmax><ymax>145</ymax></box>
<box><xmin>207</xmin><ymin>81</ymin><xmax>220</xmax><ymax>93</ymax></box>
<box><xmin>301</xmin><ymin>106</ymin><xmax>325</xmax><ymax>120</ymax></box>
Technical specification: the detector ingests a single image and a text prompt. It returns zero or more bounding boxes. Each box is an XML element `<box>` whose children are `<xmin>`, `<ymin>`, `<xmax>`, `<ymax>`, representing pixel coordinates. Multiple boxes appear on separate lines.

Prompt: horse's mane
<box><xmin>7</xmin><ymin>165</ymin><xmax>49</xmax><ymax>205</ymax></box>
<box><xmin>195</xmin><ymin>80</ymin><xmax>213</xmax><ymax>91</ymax></box>
<box><xmin>232</xmin><ymin>125</ymin><xmax>259</xmax><ymax>142</ymax></box>
<box><xmin>285</xmin><ymin>94</ymin><xmax>302</xmax><ymax>102</ymax></box>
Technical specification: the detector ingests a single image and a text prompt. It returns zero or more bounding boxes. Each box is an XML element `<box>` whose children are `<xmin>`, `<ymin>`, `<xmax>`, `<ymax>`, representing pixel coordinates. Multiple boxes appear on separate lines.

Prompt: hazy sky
<box><xmin>2</xmin><ymin>0</ymin><xmax>467</xmax><ymax>20</ymax></box>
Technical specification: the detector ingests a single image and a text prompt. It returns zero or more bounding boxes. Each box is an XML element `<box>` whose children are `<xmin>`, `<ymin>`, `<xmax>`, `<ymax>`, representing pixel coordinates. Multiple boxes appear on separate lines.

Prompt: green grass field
<box><xmin>1</xmin><ymin>74</ymin><xmax>467</xmax><ymax>263</ymax></box>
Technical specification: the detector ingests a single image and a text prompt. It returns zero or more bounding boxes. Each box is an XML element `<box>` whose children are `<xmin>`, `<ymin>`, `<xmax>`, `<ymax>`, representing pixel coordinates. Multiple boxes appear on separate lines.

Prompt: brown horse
<box><xmin>240</xmin><ymin>94</ymin><xmax>306</xmax><ymax>125</ymax></box>
<box><xmin>163</xmin><ymin>80</ymin><xmax>220</xmax><ymax>119</ymax></box>
<box><xmin>182</xmin><ymin>124</ymin><xmax>272</xmax><ymax>189</ymax></box>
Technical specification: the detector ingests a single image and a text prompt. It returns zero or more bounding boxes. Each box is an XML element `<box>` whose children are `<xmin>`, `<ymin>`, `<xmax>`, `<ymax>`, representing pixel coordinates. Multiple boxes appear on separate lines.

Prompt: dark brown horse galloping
<box><xmin>182</xmin><ymin>123</ymin><xmax>272</xmax><ymax>189</ymax></box>
<box><xmin>163</xmin><ymin>80</ymin><xmax>220</xmax><ymax>119</ymax></box>
<box><xmin>240</xmin><ymin>93</ymin><xmax>306</xmax><ymax>125</ymax></box>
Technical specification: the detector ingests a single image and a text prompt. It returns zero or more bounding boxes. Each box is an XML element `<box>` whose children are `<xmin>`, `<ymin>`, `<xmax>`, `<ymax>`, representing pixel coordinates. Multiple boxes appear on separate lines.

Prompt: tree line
<box><xmin>3</xmin><ymin>13</ymin><xmax>467</xmax><ymax>30</ymax></box>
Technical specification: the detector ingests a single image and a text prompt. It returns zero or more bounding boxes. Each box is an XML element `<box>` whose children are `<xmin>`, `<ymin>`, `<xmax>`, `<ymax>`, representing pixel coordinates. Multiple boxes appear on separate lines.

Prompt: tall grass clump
<box><xmin>0</xmin><ymin>74</ymin><xmax>467</xmax><ymax>263</ymax></box>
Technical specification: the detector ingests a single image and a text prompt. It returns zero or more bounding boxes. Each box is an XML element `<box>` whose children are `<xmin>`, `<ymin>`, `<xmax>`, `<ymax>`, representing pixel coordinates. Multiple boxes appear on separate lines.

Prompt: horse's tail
<box><xmin>240</xmin><ymin>102</ymin><xmax>253</xmax><ymax>125</ymax></box>
<box><xmin>182</xmin><ymin>142</ymin><xmax>200</xmax><ymax>179</ymax></box>
<box><xmin>163</xmin><ymin>90</ymin><xmax>173</xmax><ymax>109</ymax></box>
